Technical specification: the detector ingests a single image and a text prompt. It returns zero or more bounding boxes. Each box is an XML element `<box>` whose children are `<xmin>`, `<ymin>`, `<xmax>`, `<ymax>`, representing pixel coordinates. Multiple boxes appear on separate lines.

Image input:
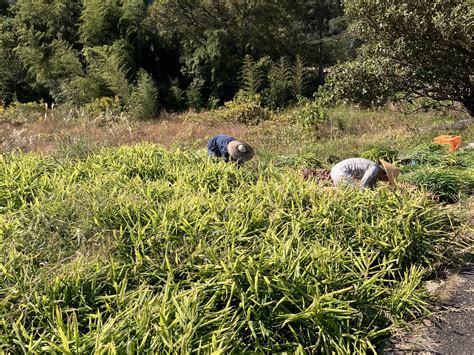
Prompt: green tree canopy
<box><xmin>0</xmin><ymin>0</ymin><xmax>352</xmax><ymax>111</ymax></box>
<box><xmin>327</xmin><ymin>0</ymin><xmax>473</xmax><ymax>115</ymax></box>
<box><xmin>150</xmin><ymin>0</ymin><xmax>349</xmax><ymax>107</ymax></box>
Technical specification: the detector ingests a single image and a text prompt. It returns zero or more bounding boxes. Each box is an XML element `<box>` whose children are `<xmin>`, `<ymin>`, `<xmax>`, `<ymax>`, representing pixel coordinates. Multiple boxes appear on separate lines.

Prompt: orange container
<box><xmin>433</xmin><ymin>135</ymin><xmax>462</xmax><ymax>152</ymax></box>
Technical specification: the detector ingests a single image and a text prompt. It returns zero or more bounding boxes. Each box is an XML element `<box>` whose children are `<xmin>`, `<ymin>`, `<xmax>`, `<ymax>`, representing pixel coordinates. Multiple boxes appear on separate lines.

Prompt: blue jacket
<box><xmin>207</xmin><ymin>134</ymin><xmax>236</xmax><ymax>159</ymax></box>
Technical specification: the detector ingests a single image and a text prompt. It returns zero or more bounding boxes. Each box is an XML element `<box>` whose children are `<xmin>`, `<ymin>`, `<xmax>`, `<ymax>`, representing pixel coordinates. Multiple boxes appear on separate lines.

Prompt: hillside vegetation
<box><xmin>1</xmin><ymin>0</ymin><xmax>472</xmax><ymax>115</ymax></box>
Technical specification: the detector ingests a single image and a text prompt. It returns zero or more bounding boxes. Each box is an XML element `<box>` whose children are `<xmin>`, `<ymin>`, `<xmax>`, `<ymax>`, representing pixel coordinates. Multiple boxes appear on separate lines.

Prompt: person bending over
<box><xmin>207</xmin><ymin>134</ymin><xmax>254</xmax><ymax>165</ymax></box>
<box><xmin>330</xmin><ymin>158</ymin><xmax>400</xmax><ymax>190</ymax></box>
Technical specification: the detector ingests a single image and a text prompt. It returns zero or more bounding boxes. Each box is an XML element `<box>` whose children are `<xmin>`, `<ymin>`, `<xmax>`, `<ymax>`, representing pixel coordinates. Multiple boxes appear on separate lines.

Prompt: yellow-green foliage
<box><xmin>85</xmin><ymin>96</ymin><xmax>123</xmax><ymax>113</ymax></box>
<box><xmin>0</xmin><ymin>144</ymin><xmax>465</xmax><ymax>353</ymax></box>
<box><xmin>400</xmin><ymin>145</ymin><xmax>474</xmax><ymax>203</ymax></box>
<box><xmin>0</xmin><ymin>101</ymin><xmax>47</xmax><ymax>121</ymax></box>
<box><xmin>217</xmin><ymin>95</ymin><xmax>271</xmax><ymax>125</ymax></box>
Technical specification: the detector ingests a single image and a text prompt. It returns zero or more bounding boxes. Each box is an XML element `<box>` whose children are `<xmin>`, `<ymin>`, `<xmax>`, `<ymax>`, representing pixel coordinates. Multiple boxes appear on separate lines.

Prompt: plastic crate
<box><xmin>433</xmin><ymin>135</ymin><xmax>462</xmax><ymax>152</ymax></box>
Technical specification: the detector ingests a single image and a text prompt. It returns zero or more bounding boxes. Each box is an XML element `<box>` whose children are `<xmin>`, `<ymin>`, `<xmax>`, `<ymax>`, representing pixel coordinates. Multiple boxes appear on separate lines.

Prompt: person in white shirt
<box><xmin>330</xmin><ymin>158</ymin><xmax>400</xmax><ymax>190</ymax></box>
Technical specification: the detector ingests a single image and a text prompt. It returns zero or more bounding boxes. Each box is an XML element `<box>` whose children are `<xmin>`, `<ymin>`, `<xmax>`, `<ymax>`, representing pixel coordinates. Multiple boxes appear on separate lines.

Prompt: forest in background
<box><xmin>0</xmin><ymin>0</ymin><xmax>472</xmax><ymax>117</ymax></box>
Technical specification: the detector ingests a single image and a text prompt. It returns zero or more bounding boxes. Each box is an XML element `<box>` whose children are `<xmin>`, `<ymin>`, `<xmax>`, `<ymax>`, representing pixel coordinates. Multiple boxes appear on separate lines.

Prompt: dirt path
<box><xmin>383</xmin><ymin>260</ymin><xmax>474</xmax><ymax>354</ymax></box>
<box><xmin>384</xmin><ymin>201</ymin><xmax>474</xmax><ymax>354</ymax></box>
<box><xmin>431</xmin><ymin>262</ymin><xmax>474</xmax><ymax>354</ymax></box>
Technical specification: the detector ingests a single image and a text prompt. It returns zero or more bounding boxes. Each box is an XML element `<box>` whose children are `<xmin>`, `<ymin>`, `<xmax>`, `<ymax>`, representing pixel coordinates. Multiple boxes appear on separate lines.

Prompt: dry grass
<box><xmin>0</xmin><ymin>104</ymin><xmax>471</xmax><ymax>163</ymax></box>
<box><xmin>0</xmin><ymin>118</ymin><xmax>242</xmax><ymax>153</ymax></box>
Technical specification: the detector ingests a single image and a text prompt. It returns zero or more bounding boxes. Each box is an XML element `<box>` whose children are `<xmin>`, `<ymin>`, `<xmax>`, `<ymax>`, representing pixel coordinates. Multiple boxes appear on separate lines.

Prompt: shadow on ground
<box><xmin>383</xmin><ymin>255</ymin><xmax>474</xmax><ymax>354</ymax></box>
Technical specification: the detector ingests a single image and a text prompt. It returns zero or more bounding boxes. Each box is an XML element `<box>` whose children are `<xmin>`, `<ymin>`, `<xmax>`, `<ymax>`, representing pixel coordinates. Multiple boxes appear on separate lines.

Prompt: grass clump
<box><xmin>0</xmin><ymin>143</ymin><xmax>466</xmax><ymax>353</ymax></box>
<box><xmin>399</xmin><ymin>144</ymin><xmax>474</xmax><ymax>203</ymax></box>
<box><xmin>361</xmin><ymin>146</ymin><xmax>399</xmax><ymax>163</ymax></box>
<box><xmin>402</xmin><ymin>143</ymin><xmax>472</xmax><ymax>167</ymax></box>
<box><xmin>401</xmin><ymin>167</ymin><xmax>472</xmax><ymax>203</ymax></box>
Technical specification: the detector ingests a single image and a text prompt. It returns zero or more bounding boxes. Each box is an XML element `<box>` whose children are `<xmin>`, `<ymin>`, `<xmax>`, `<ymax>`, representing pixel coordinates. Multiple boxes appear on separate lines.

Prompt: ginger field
<box><xmin>0</xmin><ymin>0</ymin><xmax>472</xmax><ymax>350</ymax></box>
<box><xmin>0</xmin><ymin>141</ymin><xmax>470</xmax><ymax>353</ymax></box>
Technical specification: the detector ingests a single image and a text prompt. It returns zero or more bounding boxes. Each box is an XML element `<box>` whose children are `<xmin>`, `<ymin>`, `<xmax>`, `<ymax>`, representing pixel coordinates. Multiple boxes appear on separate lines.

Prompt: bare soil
<box><xmin>383</xmin><ymin>201</ymin><xmax>474</xmax><ymax>355</ymax></box>
<box><xmin>383</xmin><ymin>260</ymin><xmax>474</xmax><ymax>355</ymax></box>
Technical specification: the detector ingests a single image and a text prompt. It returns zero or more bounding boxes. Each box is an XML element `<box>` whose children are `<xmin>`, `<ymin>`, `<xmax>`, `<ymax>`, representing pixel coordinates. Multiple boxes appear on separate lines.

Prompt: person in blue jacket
<box><xmin>207</xmin><ymin>134</ymin><xmax>254</xmax><ymax>164</ymax></box>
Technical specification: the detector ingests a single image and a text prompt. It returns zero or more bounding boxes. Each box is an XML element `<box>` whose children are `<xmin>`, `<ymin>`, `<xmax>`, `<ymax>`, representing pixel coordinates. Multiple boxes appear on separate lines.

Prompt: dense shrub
<box><xmin>85</xmin><ymin>96</ymin><xmax>123</xmax><ymax>114</ymax></box>
<box><xmin>217</xmin><ymin>95</ymin><xmax>271</xmax><ymax>125</ymax></box>
<box><xmin>361</xmin><ymin>146</ymin><xmax>399</xmax><ymax>163</ymax></box>
<box><xmin>291</xmin><ymin>95</ymin><xmax>329</xmax><ymax>129</ymax></box>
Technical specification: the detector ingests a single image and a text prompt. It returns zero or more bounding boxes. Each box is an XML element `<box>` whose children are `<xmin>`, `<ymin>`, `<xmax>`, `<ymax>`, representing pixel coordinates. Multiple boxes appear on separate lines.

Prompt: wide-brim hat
<box><xmin>227</xmin><ymin>140</ymin><xmax>254</xmax><ymax>162</ymax></box>
<box><xmin>380</xmin><ymin>160</ymin><xmax>401</xmax><ymax>186</ymax></box>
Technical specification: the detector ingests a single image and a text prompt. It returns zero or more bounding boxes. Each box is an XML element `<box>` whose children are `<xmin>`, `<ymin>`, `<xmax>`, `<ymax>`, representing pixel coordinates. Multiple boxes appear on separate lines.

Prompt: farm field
<box><xmin>1</xmin><ymin>107</ymin><xmax>473</xmax><ymax>353</ymax></box>
<box><xmin>1</xmin><ymin>0</ymin><xmax>472</xmax><ymax>352</ymax></box>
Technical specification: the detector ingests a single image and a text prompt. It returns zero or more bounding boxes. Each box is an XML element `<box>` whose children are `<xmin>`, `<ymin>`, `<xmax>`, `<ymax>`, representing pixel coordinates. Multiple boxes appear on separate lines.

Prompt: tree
<box><xmin>292</xmin><ymin>54</ymin><xmax>308</xmax><ymax>97</ymax></box>
<box><xmin>150</xmin><ymin>0</ymin><xmax>311</xmax><ymax>105</ymax></box>
<box><xmin>84</xmin><ymin>41</ymin><xmax>132</xmax><ymax>102</ymax></box>
<box><xmin>129</xmin><ymin>69</ymin><xmax>159</xmax><ymax>119</ymax></box>
<box><xmin>1</xmin><ymin>0</ymin><xmax>83</xmax><ymax>103</ymax></box>
<box><xmin>265</xmin><ymin>57</ymin><xmax>293</xmax><ymax>108</ymax></box>
<box><xmin>79</xmin><ymin>0</ymin><xmax>121</xmax><ymax>47</ymax></box>
<box><xmin>0</xmin><ymin>0</ymin><xmax>10</xmax><ymax>16</ymax></box>
<box><xmin>327</xmin><ymin>0</ymin><xmax>474</xmax><ymax>115</ymax></box>
<box><xmin>0</xmin><ymin>0</ymin><xmax>352</xmax><ymax>111</ymax></box>
<box><xmin>300</xmin><ymin>0</ymin><xmax>348</xmax><ymax>84</ymax></box>
<box><xmin>0</xmin><ymin>17</ymin><xmax>34</xmax><ymax>105</ymax></box>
